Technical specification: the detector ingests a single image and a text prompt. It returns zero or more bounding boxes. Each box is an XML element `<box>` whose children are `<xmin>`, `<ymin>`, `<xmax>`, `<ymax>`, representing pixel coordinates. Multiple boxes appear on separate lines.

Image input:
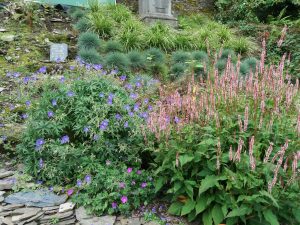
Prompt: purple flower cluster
<box><xmin>60</xmin><ymin>135</ymin><xmax>70</xmax><ymax>144</ymax></box>
<box><xmin>99</xmin><ymin>119</ymin><xmax>109</xmax><ymax>131</ymax></box>
<box><xmin>35</xmin><ymin>138</ymin><xmax>45</xmax><ymax>150</ymax></box>
<box><xmin>107</xmin><ymin>93</ymin><xmax>114</xmax><ymax>105</ymax></box>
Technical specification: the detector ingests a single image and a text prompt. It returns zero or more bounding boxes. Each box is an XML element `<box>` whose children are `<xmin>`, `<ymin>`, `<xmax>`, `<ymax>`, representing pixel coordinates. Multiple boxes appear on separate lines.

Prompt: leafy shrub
<box><xmin>145</xmin><ymin>48</ymin><xmax>165</xmax><ymax>65</ymax></box>
<box><xmin>73</xmin><ymin>164</ymin><xmax>155</xmax><ymax>216</ymax></box>
<box><xmin>174</xmin><ymin>32</ymin><xmax>198</xmax><ymax>50</ymax></box>
<box><xmin>148</xmin><ymin>64</ymin><xmax>169</xmax><ymax>82</ymax></box>
<box><xmin>232</xmin><ymin>37</ymin><xmax>252</xmax><ymax>54</ymax></box>
<box><xmin>77</xmin><ymin>32</ymin><xmax>101</xmax><ymax>50</ymax></box>
<box><xmin>170</xmin><ymin>63</ymin><xmax>186</xmax><ymax>81</ymax></box>
<box><xmin>78</xmin><ymin>48</ymin><xmax>102</xmax><ymax>64</ymax></box>
<box><xmin>244</xmin><ymin>57</ymin><xmax>258</xmax><ymax>72</ymax></box>
<box><xmin>127</xmin><ymin>51</ymin><xmax>146</xmax><ymax>71</ymax></box>
<box><xmin>17</xmin><ymin>75</ymin><xmax>148</xmax><ymax>184</ymax></box>
<box><xmin>148</xmin><ymin>47</ymin><xmax>300</xmax><ymax>224</ymax></box>
<box><xmin>74</xmin><ymin>18</ymin><xmax>91</xmax><ymax>33</ymax></box>
<box><xmin>171</xmin><ymin>51</ymin><xmax>191</xmax><ymax>64</ymax></box>
<box><xmin>105</xmin><ymin>40</ymin><xmax>123</xmax><ymax>53</ymax></box>
<box><xmin>105</xmin><ymin>4</ymin><xmax>133</xmax><ymax>23</ymax></box>
<box><xmin>105</xmin><ymin>52</ymin><xmax>129</xmax><ymax>70</ymax></box>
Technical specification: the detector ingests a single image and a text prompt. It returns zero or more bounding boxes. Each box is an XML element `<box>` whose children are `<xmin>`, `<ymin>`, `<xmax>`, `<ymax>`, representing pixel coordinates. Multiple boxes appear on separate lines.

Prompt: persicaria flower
<box><xmin>47</xmin><ymin>111</ymin><xmax>54</xmax><ymax>118</ymax></box>
<box><xmin>141</xmin><ymin>182</ymin><xmax>147</xmax><ymax>188</ymax></box>
<box><xmin>121</xmin><ymin>196</ymin><xmax>128</xmax><ymax>204</ymax></box>
<box><xmin>127</xmin><ymin>168</ymin><xmax>132</xmax><ymax>173</ymax></box>
<box><xmin>119</xmin><ymin>182</ymin><xmax>126</xmax><ymax>189</ymax></box>
<box><xmin>60</xmin><ymin>135</ymin><xmax>70</xmax><ymax>144</ymax></box>
<box><xmin>112</xmin><ymin>202</ymin><xmax>117</xmax><ymax>209</ymax></box>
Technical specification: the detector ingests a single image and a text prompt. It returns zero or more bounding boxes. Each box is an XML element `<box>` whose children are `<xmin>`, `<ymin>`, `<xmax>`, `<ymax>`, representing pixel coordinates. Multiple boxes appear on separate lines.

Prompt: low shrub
<box><xmin>172</xmin><ymin>51</ymin><xmax>191</xmax><ymax>64</ymax></box>
<box><xmin>127</xmin><ymin>51</ymin><xmax>146</xmax><ymax>71</ymax></box>
<box><xmin>215</xmin><ymin>59</ymin><xmax>227</xmax><ymax>72</ymax></box>
<box><xmin>74</xmin><ymin>18</ymin><xmax>91</xmax><ymax>33</ymax></box>
<box><xmin>148</xmin><ymin>64</ymin><xmax>169</xmax><ymax>82</ymax></box>
<box><xmin>78</xmin><ymin>48</ymin><xmax>102</xmax><ymax>64</ymax></box>
<box><xmin>77</xmin><ymin>32</ymin><xmax>102</xmax><ymax>50</ymax></box>
<box><xmin>170</xmin><ymin>63</ymin><xmax>186</xmax><ymax>81</ymax></box>
<box><xmin>70</xmin><ymin>9</ymin><xmax>85</xmax><ymax>21</ymax></box>
<box><xmin>220</xmin><ymin>49</ymin><xmax>236</xmax><ymax>60</ymax></box>
<box><xmin>17</xmin><ymin>75</ymin><xmax>149</xmax><ymax>185</ymax></box>
<box><xmin>240</xmin><ymin>62</ymin><xmax>250</xmax><ymax>76</ymax></box>
<box><xmin>105</xmin><ymin>40</ymin><xmax>124</xmax><ymax>53</ymax></box>
<box><xmin>73</xmin><ymin>164</ymin><xmax>155</xmax><ymax>216</ymax></box>
<box><xmin>192</xmin><ymin>51</ymin><xmax>209</xmax><ymax>63</ymax></box>
<box><xmin>105</xmin><ymin>52</ymin><xmax>129</xmax><ymax>70</ymax></box>
<box><xmin>145</xmin><ymin>48</ymin><xmax>166</xmax><ymax>65</ymax></box>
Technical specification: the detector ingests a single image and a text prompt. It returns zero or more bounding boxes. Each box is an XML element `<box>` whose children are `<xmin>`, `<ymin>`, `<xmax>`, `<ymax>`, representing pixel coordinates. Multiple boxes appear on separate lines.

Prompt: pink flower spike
<box><xmin>121</xmin><ymin>196</ymin><xmax>128</xmax><ymax>204</ymax></box>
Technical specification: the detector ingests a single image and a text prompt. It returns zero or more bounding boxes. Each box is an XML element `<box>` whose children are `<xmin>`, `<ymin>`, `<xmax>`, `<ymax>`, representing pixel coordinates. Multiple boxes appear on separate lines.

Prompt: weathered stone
<box><xmin>23</xmin><ymin>222</ymin><xmax>37</xmax><ymax>225</ymax></box>
<box><xmin>144</xmin><ymin>221</ymin><xmax>160</xmax><ymax>225</ymax></box>
<box><xmin>19</xmin><ymin>211</ymin><xmax>44</xmax><ymax>225</ymax></box>
<box><xmin>0</xmin><ymin>207</ymin><xmax>40</xmax><ymax>217</ymax></box>
<box><xmin>4</xmin><ymin>190</ymin><xmax>67</xmax><ymax>207</ymax></box>
<box><xmin>0</xmin><ymin>197</ymin><xmax>3</xmax><ymax>203</ymax></box>
<box><xmin>59</xmin><ymin>202</ymin><xmax>75</xmax><ymax>213</ymax></box>
<box><xmin>75</xmin><ymin>207</ymin><xmax>92</xmax><ymax>220</ymax></box>
<box><xmin>0</xmin><ymin>171</ymin><xmax>14</xmax><ymax>179</ymax></box>
<box><xmin>1</xmin><ymin>217</ymin><xmax>13</xmax><ymax>225</ymax></box>
<box><xmin>50</xmin><ymin>43</ymin><xmax>68</xmax><ymax>62</ymax></box>
<box><xmin>55</xmin><ymin>218</ymin><xmax>76</xmax><ymax>225</ymax></box>
<box><xmin>44</xmin><ymin>209</ymin><xmax>58</xmax><ymax>215</ymax></box>
<box><xmin>11</xmin><ymin>208</ymin><xmax>41</xmax><ymax>223</ymax></box>
<box><xmin>78</xmin><ymin>215</ymin><xmax>116</xmax><ymax>225</ymax></box>
<box><xmin>0</xmin><ymin>180</ymin><xmax>14</xmax><ymax>191</ymax></box>
<box><xmin>0</xmin><ymin>192</ymin><xmax>5</xmax><ymax>197</ymax></box>
<box><xmin>39</xmin><ymin>211</ymin><xmax>73</xmax><ymax>223</ymax></box>
<box><xmin>0</xmin><ymin>204</ymin><xmax>24</xmax><ymax>212</ymax></box>
<box><xmin>0</xmin><ymin>34</ymin><xmax>15</xmax><ymax>42</ymax></box>
<box><xmin>120</xmin><ymin>217</ymin><xmax>140</xmax><ymax>225</ymax></box>
<box><xmin>42</xmin><ymin>206</ymin><xmax>59</xmax><ymax>211</ymax></box>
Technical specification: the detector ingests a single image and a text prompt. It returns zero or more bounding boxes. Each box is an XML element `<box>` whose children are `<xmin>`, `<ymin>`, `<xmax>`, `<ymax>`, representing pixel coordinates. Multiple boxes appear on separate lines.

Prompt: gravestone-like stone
<box><xmin>50</xmin><ymin>43</ymin><xmax>68</xmax><ymax>62</ymax></box>
<box><xmin>139</xmin><ymin>0</ymin><xmax>177</xmax><ymax>27</ymax></box>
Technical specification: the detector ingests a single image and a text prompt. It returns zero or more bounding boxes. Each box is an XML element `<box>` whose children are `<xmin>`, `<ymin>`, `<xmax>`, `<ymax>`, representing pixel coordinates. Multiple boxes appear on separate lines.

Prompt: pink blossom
<box><xmin>67</xmin><ymin>189</ymin><xmax>74</xmax><ymax>196</ymax></box>
<box><xmin>127</xmin><ymin>168</ymin><xmax>133</xmax><ymax>173</ymax></box>
<box><xmin>121</xmin><ymin>196</ymin><xmax>128</xmax><ymax>204</ymax></box>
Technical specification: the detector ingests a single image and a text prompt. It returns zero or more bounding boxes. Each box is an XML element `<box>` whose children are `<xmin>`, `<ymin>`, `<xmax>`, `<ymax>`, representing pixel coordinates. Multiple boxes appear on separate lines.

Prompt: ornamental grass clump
<box><xmin>171</xmin><ymin>51</ymin><xmax>191</xmax><ymax>64</ymax></box>
<box><xmin>148</xmin><ymin>40</ymin><xmax>300</xmax><ymax>224</ymax></box>
<box><xmin>127</xmin><ymin>51</ymin><xmax>146</xmax><ymax>71</ymax></box>
<box><xmin>77</xmin><ymin>32</ymin><xmax>102</xmax><ymax>50</ymax></box>
<box><xmin>105</xmin><ymin>40</ymin><xmax>124</xmax><ymax>53</ymax></box>
<box><xmin>105</xmin><ymin>52</ymin><xmax>129</xmax><ymax>71</ymax></box>
<box><xmin>78</xmin><ymin>48</ymin><xmax>102</xmax><ymax>64</ymax></box>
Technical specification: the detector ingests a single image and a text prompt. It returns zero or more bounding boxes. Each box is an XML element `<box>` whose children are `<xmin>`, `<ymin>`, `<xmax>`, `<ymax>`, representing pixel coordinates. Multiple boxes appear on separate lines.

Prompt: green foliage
<box><xmin>216</xmin><ymin>59</ymin><xmax>227</xmax><ymax>72</ymax></box>
<box><xmin>105</xmin><ymin>40</ymin><xmax>123</xmax><ymax>53</ymax></box>
<box><xmin>73</xmin><ymin>164</ymin><xmax>155</xmax><ymax>216</ymax></box>
<box><xmin>192</xmin><ymin>51</ymin><xmax>209</xmax><ymax>62</ymax></box>
<box><xmin>232</xmin><ymin>37</ymin><xmax>252</xmax><ymax>54</ymax></box>
<box><xmin>105</xmin><ymin>4</ymin><xmax>133</xmax><ymax>23</ymax></box>
<box><xmin>240</xmin><ymin>62</ymin><xmax>250</xmax><ymax>76</ymax></box>
<box><xmin>146</xmin><ymin>23</ymin><xmax>176</xmax><ymax>52</ymax></box>
<box><xmin>148</xmin><ymin>64</ymin><xmax>169</xmax><ymax>82</ymax></box>
<box><xmin>127</xmin><ymin>51</ymin><xmax>146</xmax><ymax>71</ymax></box>
<box><xmin>79</xmin><ymin>48</ymin><xmax>102</xmax><ymax>64</ymax></box>
<box><xmin>88</xmin><ymin>13</ymin><xmax>114</xmax><ymax>39</ymax></box>
<box><xmin>220</xmin><ymin>49</ymin><xmax>236</xmax><ymax>60</ymax></box>
<box><xmin>145</xmin><ymin>48</ymin><xmax>165</xmax><ymax>65</ymax></box>
<box><xmin>172</xmin><ymin>51</ymin><xmax>191</xmax><ymax>64</ymax></box>
<box><xmin>77</xmin><ymin>32</ymin><xmax>102</xmax><ymax>50</ymax></box>
<box><xmin>74</xmin><ymin>18</ymin><xmax>91</xmax><ymax>33</ymax></box>
<box><xmin>170</xmin><ymin>63</ymin><xmax>186</xmax><ymax>81</ymax></box>
<box><xmin>105</xmin><ymin>52</ymin><xmax>129</xmax><ymax>70</ymax></box>
<box><xmin>70</xmin><ymin>9</ymin><xmax>85</xmax><ymax>21</ymax></box>
<box><xmin>17</xmin><ymin>75</ymin><xmax>147</xmax><ymax>184</ymax></box>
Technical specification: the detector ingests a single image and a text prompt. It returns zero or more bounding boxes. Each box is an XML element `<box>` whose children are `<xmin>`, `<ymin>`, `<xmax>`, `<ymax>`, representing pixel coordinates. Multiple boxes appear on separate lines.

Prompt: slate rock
<box><xmin>39</xmin><ymin>211</ymin><xmax>73</xmax><ymax>223</ymax></box>
<box><xmin>0</xmin><ymin>171</ymin><xmax>14</xmax><ymax>179</ymax></box>
<box><xmin>11</xmin><ymin>208</ymin><xmax>41</xmax><ymax>223</ymax></box>
<box><xmin>75</xmin><ymin>207</ymin><xmax>92</xmax><ymax>220</ymax></box>
<box><xmin>120</xmin><ymin>217</ymin><xmax>140</xmax><ymax>225</ymax></box>
<box><xmin>0</xmin><ymin>197</ymin><xmax>3</xmax><ymax>203</ymax></box>
<box><xmin>0</xmin><ymin>204</ymin><xmax>24</xmax><ymax>212</ymax></box>
<box><xmin>55</xmin><ymin>218</ymin><xmax>76</xmax><ymax>225</ymax></box>
<box><xmin>0</xmin><ymin>34</ymin><xmax>15</xmax><ymax>42</ymax></box>
<box><xmin>0</xmin><ymin>180</ymin><xmax>14</xmax><ymax>191</ymax></box>
<box><xmin>78</xmin><ymin>215</ymin><xmax>116</xmax><ymax>225</ymax></box>
<box><xmin>0</xmin><ymin>192</ymin><xmax>5</xmax><ymax>197</ymax></box>
<box><xmin>59</xmin><ymin>202</ymin><xmax>75</xmax><ymax>213</ymax></box>
<box><xmin>4</xmin><ymin>190</ymin><xmax>67</xmax><ymax>207</ymax></box>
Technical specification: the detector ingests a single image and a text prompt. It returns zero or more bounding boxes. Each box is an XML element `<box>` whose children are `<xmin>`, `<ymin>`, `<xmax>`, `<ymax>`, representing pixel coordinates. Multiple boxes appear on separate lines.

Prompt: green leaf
<box><xmin>179</xmin><ymin>155</ymin><xmax>194</xmax><ymax>167</ymax></box>
<box><xmin>168</xmin><ymin>202</ymin><xmax>183</xmax><ymax>216</ymax></box>
<box><xmin>203</xmin><ymin>210</ymin><xmax>213</xmax><ymax>225</ymax></box>
<box><xmin>212</xmin><ymin>204</ymin><xmax>224</xmax><ymax>225</ymax></box>
<box><xmin>292</xmin><ymin>208</ymin><xmax>300</xmax><ymax>222</ymax></box>
<box><xmin>198</xmin><ymin>175</ymin><xmax>223</xmax><ymax>196</ymax></box>
<box><xmin>195</xmin><ymin>195</ymin><xmax>208</xmax><ymax>215</ymax></box>
<box><xmin>154</xmin><ymin>177</ymin><xmax>165</xmax><ymax>192</ymax></box>
<box><xmin>259</xmin><ymin>191</ymin><xmax>279</xmax><ymax>208</ymax></box>
<box><xmin>263</xmin><ymin>209</ymin><xmax>279</xmax><ymax>225</ymax></box>
<box><xmin>226</xmin><ymin>205</ymin><xmax>252</xmax><ymax>218</ymax></box>
<box><xmin>181</xmin><ymin>199</ymin><xmax>196</xmax><ymax>216</ymax></box>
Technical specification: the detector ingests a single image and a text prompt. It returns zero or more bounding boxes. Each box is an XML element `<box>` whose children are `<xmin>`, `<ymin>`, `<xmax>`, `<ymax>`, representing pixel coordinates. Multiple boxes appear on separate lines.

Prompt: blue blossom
<box><xmin>21</xmin><ymin>113</ymin><xmax>28</xmax><ymax>119</ymax></box>
<box><xmin>36</xmin><ymin>180</ymin><xmax>43</xmax><ymax>185</ymax></box>
<box><xmin>9</xmin><ymin>104</ymin><xmax>15</xmax><ymax>111</ymax></box>
<box><xmin>174</xmin><ymin>116</ymin><xmax>180</xmax><ymax>124</ymax></box>
<box><xmin>107</xmin><ymin>93</ymin><xmax>114</xmax><ymax>105</ymax></box>
<box><xmin>60</xmin><ymin>135</ymin><xmax>70</xmax><ymax>144</ymax></box>
<box><xmin>148</xmin><ymin>105</ymin><xmax>153</xmax><ymax>111</ymax></box>
<box><xmin>69</xmin><ymin>66</ymin><xmax>75</xmax><ymax>70</ymax></box>
<box><xmin>115</xmin><ymin>114</ymin><xmax>122</xmax><ymax>121</ymax></box>
<box><xmin>0</xmin><ymin>124</ymin><xmax>4</xmax><ymax>128</ymax></box>
<box><xmin>52</xmin><ymin>99</ymin><xmax>57</xmax><ymax>106</ymax></box>
<box><xmin>134</xmin><ymin>103</ymin><xmax>140</xmax><ymax>112</ymax></box>
<box><xmin>124</xmin><ymin>121</ymin><xmax>128</xmax><ymax>128</ymax></box>
<box><xmin>25</xmin><ymin>100</ymin><xmax>31</xmax><ymax>107</ymax></box>
<box><xmin>39</xmin><ymin>159</ymin><xmax>44</xmax><ymax>169</ymax></box>
<box><xmin>85</xmin><ymin>175</ymin><xmax>92</xmax><ymax>184</ymax></box>
<box><xmin>124</xmin><ymin>105</ymin><xmax>130</xmax><ymax>111</ymax></box>
<box><xmin>6</xmin><ymin>72</ymin><xmax>12</xmax><ymax>78</ymax></box>
<box><xmin>120</xmin><ymin>75</ymin><xmax>126</xmax><ymax>81</ymax></box>
<box><xmin>130</xmin><ymin>93</ymin><xmax>138</xmax><ymax>100</ymax></box>
<box><xmin>144</xmin><ymin>98</ymin><xmax>149</xmax><ymax>104</ymax></box>
<box><xmin>35</xmin><ymin>138</ymin><xmax>45</xmax><ymax>150</ymax></box>
<box><xmin>38</xmin><ymin>66</ymin><xmax>47</xmax><ymax>73</ymax></box>
<box><xmin>110</xmin><ymin>69</ymin><xmax>118</xmax><ymax>75</ymax></box>
<box><xmin>47</xmin><ymin>111</ymin><xmax>54</xmax><ymax>118</ymax></box>
<box><xmin>77</xmin><ymin>179</ymin><xmax>82</xmax><ymax>187</ymax></box>
<box><xmin>125</xmin><ymin>84</ymin><xmax>133</xmax><ymax>90</ymax></box>
<box><xmin>93</xmin><ymin>64</ymin><xmax>102</xmax><ymax>70</ymax></box>
<box><xmin>13</xmin><ymin>72</ymin><xmax>20</xmax><ymax>78</ymax></box>
<box><xmin>23</xmin><ymin>77</ymin><xmax>30</xmax><ymax>84</ymax></box>
<box><xmin>93</xmin><ymin>134</ymin><xmax>99</xmax><ymax>141</ymax></box>
<box><xmin>140</xmin><ymin>112</ymin><xmax>148</xmax><ymax>119</ymax></box>
<box><xmin>99</xmin><ymin>119</ymin><xmax>109</xmax><ymax>131</ymax></box>
<box><xmin>59</xmin><ymin>76</ymin><xmax>65</xmax><ymax>83</ymax></box>
<box><xmin>128</xmin><ymin>111</ymin><xmax>134</xmax><ymax>117</ymax></box>
<box><xmin>135</xmin><ymin>82</ymin><xmax>142</xmax><ymax>88</ymax></box>
<box><xmin>99</xmin><ymin>93</ymin><xmax>104</xmax><ymax>98</ymax></box>
<box><xmin>83</xmin><ymin>126</ymin><xmax>90</xmax><ymax>134</ymax></box>
<box><xmin>67</xmin><ymin>91</ymin><xmax>75</xmax><ymax>97</ymax></box>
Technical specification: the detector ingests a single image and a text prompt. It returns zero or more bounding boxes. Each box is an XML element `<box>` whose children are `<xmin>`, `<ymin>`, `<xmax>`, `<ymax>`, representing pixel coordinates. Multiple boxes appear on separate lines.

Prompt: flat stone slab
<box><xmin>4</xmin><ymin>190</ymin><xmax>67</xmax><ymax>207</ymax></box>
<box><xmin>59</xmin><ymin>202</ymin><xmax>75</xmax><ymax>213</ymax></box>
<box><xmin>0</xmin><ymin>171</ymin><xmax>14</xmax><ymax>179</ymax></box>
<box><xmin>0</xmin><ymin>204</ymin><xmax>24</xmax><ymax>212</ymax></box>
<box><xmin>79</xmin><ymin>215</ymin><xmax>116</xmax><ymax>225</ymax></box>
<box><xmin>11</xmin><ymin>208</ymin><xmax>41</xmax><ymax>223</ymax></box>
<box><xmin>0</xmin><ymin>180</ymin><xmax>14</xmax><ymax>191</ymax></box>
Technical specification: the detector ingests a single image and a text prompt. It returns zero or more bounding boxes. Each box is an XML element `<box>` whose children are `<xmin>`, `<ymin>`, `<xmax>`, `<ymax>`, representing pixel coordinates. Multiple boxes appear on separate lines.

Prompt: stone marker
<box><xmin>139</xmin><ymin>0</ymin><xmax>177</xmax><ymax>27</ymax></box>
<box><xmin>50</xmin><ymin>43</ymin><xmax>68</xmax><ymax>62</ymax></box>
<box><xmin>4</xmin><ymin>190</ymin><xmax>67</xmax><ymax>207</ymax></box>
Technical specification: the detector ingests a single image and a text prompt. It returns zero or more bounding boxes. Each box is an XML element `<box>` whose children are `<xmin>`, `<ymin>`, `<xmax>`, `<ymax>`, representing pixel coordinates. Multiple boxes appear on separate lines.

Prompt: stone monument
<box><xmin>50</xmin><ymin>43</ymin><xmax>68</xmax><ymax>62</ymax></box>
<box><xmin>139</xmin><ymin>0</ymin><xmax>178</xmax><ymax>27</ymax></box>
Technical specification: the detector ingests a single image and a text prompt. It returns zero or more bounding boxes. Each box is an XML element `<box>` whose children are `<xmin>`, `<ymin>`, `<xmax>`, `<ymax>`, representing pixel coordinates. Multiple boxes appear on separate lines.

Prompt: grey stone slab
<box><xmin>78</xmin><ymin>215</ymin><xmax>116</xmax><ymax>225</ymax></box>
<box><xmin>75</xmin><ymin>207</ymin><xmax>92</xmax><ymax>220</ymax></box>
<box><xmin>0</xmin><ymin>180</ymin><xmax>14</xmax><ymax>191</ymax></box>
<box><xmin>4</xmin><ymin>190</ymin><xmax>67</xmax><ymax>207</ymax></box>
<box><xmin>42</xmin><ymin>206</ymin><xmax>59</xmax><ymax>212</ymax></box>
<box><xmin>0</xmin><ymin>197</ymin><xmax>3</xmax><ymax>203</ymax></box>
<box><xmin>0</xmin><ymin>171</ymin><xmax>14</xmax><ymax>179</ymax></box>
<box><xmin>0</xmin><ymin>204</ymin><xmax>24</xmax><ymax>212</ymax></box>
<box><xmin>39</xmin><ymin>211</ymin><xmax>73</xmax><ymax>223</ymax></box>
<box><xmin>0</xmin><ymin>192</ymin><xmax>5</xmax><ymax>197</ymax></box>
<box><xmin>11</xmin><ymin>208</ymin><xmax>41</xmax><ymax>223</ymax></box>
<box><xmin>50</xmin><ymin>43</ymin><xmax>68</xmax><ymax>62</ymax></box>
<box><xmin>20</xmin><ymin>211</ymin><xmax>44</xmax><ymax>225</ymax></box>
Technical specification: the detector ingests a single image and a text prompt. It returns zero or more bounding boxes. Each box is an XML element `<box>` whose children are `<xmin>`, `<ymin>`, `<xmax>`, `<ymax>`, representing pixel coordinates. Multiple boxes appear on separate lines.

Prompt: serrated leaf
<box><xmin>179</xmin><ymin>154</ymin><xmax>194</xmax><ymax>167</ymax></box>
<box><xmin>181</xmin><ymin>199</ymin><xmax>196</xmax><ymax>216</ymax></box>
<box><xmin>226</xmin><ymin>205</ymin><xmax>252</xmax><ymax>218</ymax></box>
<box><xmin>195</xmin><ymin>195</ymin><xmax>208</xmax><ymax>215</ymax></box>
<box><xmin>212</xmin><ymin>204</ymin><xmax>224</xmax><ymax>225</ymax></box>
<box><xmin>263</xmin><ymin>209</ymin><xmax>279</xmax><ymax>225</ymax></box>
<box><xmin>203</xmin><ymin>210</ymin><xmax>213</xmax><ymax>225</ymax></box>
<box><xmin>168</xmin><ymin>202</ymin><xmax>183</xmax><ymax>216</ymax></box>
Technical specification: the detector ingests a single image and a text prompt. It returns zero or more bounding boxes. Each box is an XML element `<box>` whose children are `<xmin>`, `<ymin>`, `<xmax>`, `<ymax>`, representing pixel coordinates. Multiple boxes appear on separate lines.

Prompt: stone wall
<box><xmin>117</xmin><ymin>0</ymin><xmax>215</xmax><ymax>14</ymax></box>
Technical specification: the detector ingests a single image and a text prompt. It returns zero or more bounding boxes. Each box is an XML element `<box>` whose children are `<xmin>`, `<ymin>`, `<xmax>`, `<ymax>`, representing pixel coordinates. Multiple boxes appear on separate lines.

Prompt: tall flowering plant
<box><xmin>149</xmin><ymin>41</ymin><xmax>300</xmax><ymax>224</ymax></box>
